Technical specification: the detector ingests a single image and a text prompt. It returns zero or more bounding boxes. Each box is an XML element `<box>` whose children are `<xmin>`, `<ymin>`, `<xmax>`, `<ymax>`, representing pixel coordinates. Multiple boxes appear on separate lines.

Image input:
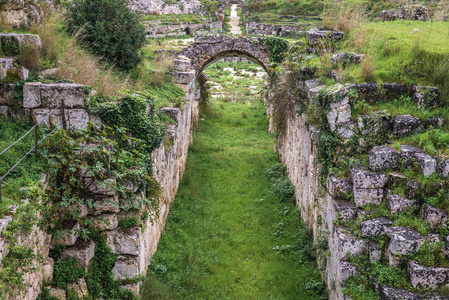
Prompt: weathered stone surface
<box><xmin>43</xmin><ymin>257</ymin><xmax>54</xmax><ymax>282</ymax></box>
<box><xmin>49</xmin><ymin>287</ymin><xmax>66</xmax><ymax>300</ymax></box>
<box><xmin>333</xmin><ymin>201</ymin><xmax>358</xmax><ymax>221</ymax></box>
<box><xmin>129</xmin><ymin>0</ymin><xmax>204</xmax><ymax>15</ymax></box>
<box><xmin>381</xmin><ymin>5</ymin><xmax>430</xmax><ymax>22</ymax></box>
<box><xmin>360</xmin><ymin>217</ymin><xmax>393</xmax><ymax>237</ymax></box>
<box><xmin>68</xmin><ymin>109</ymin><xmax>89</xmax><ymax>131</ymax></box>
<box><xmin>40</xmin><ymin>83</ymin><xmax>86</xmax><ymax>108</ymax></box>
<box><xmin>85</xmin><ymin>178</ymin><xmax>116</xmax><ymax>196</ymax></box>
<box><xmin>331</xmin><ymin>52</ymin><xmax>363</xmax><ymax>67</ymax></box>
<box><xmin>23</xmin><ymin>82</ymin><xmax>42</xmax><ymax>108</ymax></box>
<box><xmin>91</xmin><ymin>213</ymin><xmax>118</xmax><ymax>231</ymax></box>
<box><xmin>379</xmin><ymin>286</ymin><xmax>423</xmax><ymax>300</ymax></box>
<box><xmin>353</xmin><ymin>188</ymin><xmax>384</xmax><ymax>206</ymax></box>
<box><xmin>306</xmin><ymin>30</ymin><xmax>344</xmax><ymax>46</ymax></box>
<box><xmin>107</xmin><ymin>227</ymin><xmax>142</xmax><ymax>256</ymax></box>
<box><xmin>393</xmin><ymin>115</ymin><xmax>421</xmax><ymax>136</ymax></box>
<box><xmin>31</xmin><ymin>108</ymin><xmax>50</xmax><ymax>126</ymax></box>
<box><xmin>0</xmin><ymin>5</ymin><xmax>43</xmax><ymax>29</ymax></box>
<box><xmin>408</xmin><ymin>261</ymin><xmax>449</xmax><ymax>289</ymax></box>
<box><xmin>112</xmin><ymin>255</ymin><xmax>140</xmax><ymax>280</ymax></box>
<box><xmin>427</xmin><ymin>234</ymin><xmax>441</xmax><ymax>244</ymax></box>
<box><xmin>67</xmin><ymin>278</ymin><xmax>88</xmax><ymax>299</ymax></box>
<box><xmin>369</xmin><ymin>242</ymin><xmax>381</xmax><ymax>263</ymax></box>
<box><xmin>351</xmin><ymin>168</ymin><xmax>388</xmax><ymax>189</ymax></box>
<box><xmin>53</xmin><ymin>222</ymin><xmax>79</xmax><ymax>246</ymax></box>
<box><xmin>0</xmin><ymin>33</ymin><xmax>42</xmax><ymax>51</ymax></box>
<box><xmin>62</xmin><ymin>239</ymin><xmax>95</xmax><ymax>268</ymax></box>
<box><xmin>0</xmin><ymin>58</ymin><xmax>14</xmax><ymax>81</ymax></box>
<box><xmin>406</xmin><ymin>179</ymin><xmax>422</xmax><ymax>199</ymax></box>
<box><xmin>335</xmin><ymin>227</ymin><xmax>367</xmax><ymax>259</ymax></box>
<box><xmin>358</xmin><ymin>113</ymin><xmax>391</xmax><ymax>137</ymax></box>
<box><xmin>422</xmin><ymin>204</ymin><xmax>448</xmax><ymax>229</ymax></box>
<box><xmin>175</xmin><ymin>70</ymin><xmax>195</xmax><ymax>84</ymax></box>
<box><xmin>369</xmin><ymin>146</ymin><xmax>400</xmax><ymax>171</ymax></box>
<box><xmin>427</xmin><ymin>117</ymin><xmax>445</xmax><ymax>129</ymax></box>
<box><xmin>328</xmin><ymin>175</ymin><xmax>352</xmax><ymax>199</ymax></box>
<box><xmin>173</xmin><ymin>56</ymin><xmax>191</xmax><ymax>71</ymax></box>
<box><xmin>387</xmin><ymin>193</ymin><xmax>416</xmax><ymax>214</ymax></box>
<box><xmin>385</xmin><ymin>227</ymin><xmax>424</xmax><ymax>255</ymax></box>
<box><xmin>0</xmin><ymin>83</ymin><xmax>15</xmax><ymax>106</ymax></box>
<box><xmin>438</xmin><ymin>159</ymin><xmax>449</xmax><ymax>178</ymax></box>
<box><xmin>326</xmin><ymin>96</ymin><xmax>355</xmax><ymax>138</ymax></box>
<box><xmin>92</xmin><ymin>196</ymin><xmax>119</xmax><ymax>213</ymax></box>
<box><xmin>9</xmin><ymin>107</ymin><xmax>30</xmax><ymax>122</ymax></box>
<box><xmin>413</xmin><ymin>152</ymin><xmax>436</xmax><ymax>176</ymax></box>
<box><xmin>340</xmin><ymin>261</ymin><xmax>357</xmax><ymax>280</ymax></box>
<box><xmin>0</xmin><ymin>106</ymin><xmax>9</xmax><ymax>119</ymax></box>
<box><xmin>387</xmin><ymin>172</ymin><xmax>407</xmax><ymax>188</ymax></box>
<box><xmin>401</xmin><ymin>145</ymin><xmax>423</xmax><ymax>167</ymax></box>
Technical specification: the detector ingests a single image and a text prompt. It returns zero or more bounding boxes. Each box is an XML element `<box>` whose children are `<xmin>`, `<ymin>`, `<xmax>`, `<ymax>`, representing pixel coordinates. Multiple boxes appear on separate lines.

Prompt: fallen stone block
<box><xmin>62</xmin><ymin>239</ymin><xmax>95</xmax><ymax>269</ymax></box>
<box><xmin>422</xmin><ymin>204</ymin><xmax>448</xmax><ymax>229</ymax></box>
<box><xmin>369</xmin><ymin>146</ymin><xmax>400</xmax><ymax>171</ymax></box>
<box><xmin>386</xmin><ymin>227</ymin><xmax>424</xmax><ymax>256</ymax></box>
<box><xmin>413</xmin><ymin>152</ymin><xmax>436</xmax><ymax>176</ymax></box>
<box><xmin>393</xmin><ymin>115</ymin><xmax>421</xmax><ymax>136</ymax></box>
<box><xmin>360</xmin><ymin>217</ymin><xmax>393</xmax><ymax>237</ymax></box>
<box><xmin>408</xmin><ymin>261</ymin><xmax>449</xmax><ymax>289</ymax></box>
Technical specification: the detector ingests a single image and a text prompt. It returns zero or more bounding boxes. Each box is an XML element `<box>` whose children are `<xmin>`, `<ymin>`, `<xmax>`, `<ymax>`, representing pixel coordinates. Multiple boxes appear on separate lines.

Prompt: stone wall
<box><xmin>129</xmin><ymin>0</ymin><xmax>204</xmax><ymax>15</ymax></box>
<box><xmin>143</xmin><ymin>20</ymin><xmax>222</xmax><ymax>38</ymax></box>
<box><xmin>246</xmin><ymin>22</ymin><xmax>308</xmax><ymax>37</ymax></box>
<box><xmin>0</xmin><ymin>0</ymin><xmax>43</xmax><ymax>29</ymax></box>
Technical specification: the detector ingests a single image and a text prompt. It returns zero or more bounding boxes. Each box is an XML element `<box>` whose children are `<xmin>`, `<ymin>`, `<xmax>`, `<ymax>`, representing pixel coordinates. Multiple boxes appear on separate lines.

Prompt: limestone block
<box><xmin>413</xmin><ymin>152</ymin><xmax>436</xmax><ymax>176</ymax></box>
<box><xmin>392</xmin><ymin>115</ymin><xmax>421</xmax><ymax>136</ymax></box>
<box><xmin>353</xmin><ymin>188</ymin><xmax>384</xmax><ymax>207</ymax></box>
<box><xmin>0</xmin><ymin>0</ymin><xmax>25</xmax><ymax>10</ymax></box>
<box><xmin>408</xmin><ymin>261</ymin><xmax>449</xmax><ymax>289</ymax></box>
<box><xmin>31</xmin><ymin>108</ymin><xmax>50</xmax><ymax>126</ymax></box>
<box><xmin>369</xmin><ymin>146</ymin><xmax>400</xmax><ymax>171</ymax></box>
<box><xmin>173</xmin><ymin>56</ymin><xmax>191</xmax><ymax>71</ymax></box>
<box><xmin>401</xmin><ymin>145</ymin><xmax>423</xmax><ymax>167</ymax></box>
<box><xmin>67</xmin><ymin>278</ymin><xmax>88</xmax><ymax>298</ymax></box>
<box><xmin>68</xmin><ymin>109</ymin><xmax>89</xmax><ymax>131</ymax></box>
<box><xmin>92</xmin><ymin>196</ymin><xmax>120</xmax><ymax>214</ymax></box>
<box><xmin>175</xmin><ymin>70</ymin><xmax>195</xmax><ymax>84</ymax></box>
<box><xmin>62</xmin><ymin>239</ymin><xmax>95</xmax><ymax>268</ymax></box>
<box><xmin>0</xmin><ymin>33</ymin><xmax>42</xmax><ymax>51</ymax></box>
<box><xmin>90</xmin><ymin>213</ymin><xmax>118</xmax><ymax>231</ymax></box>
<box><xmin>40</xmin><ymin>83</ymin><xmax>86</xmax><ymax>108</ymax></box>
<box><xmin>0</xmin><ymin>58</ymin><xmax>14</xmax><ymax>80</ymax></box>
<box><xmin>405</xmin><ymin>179</ymin><xmax>422</xmax><ymax>199</ymax></box>
<box><xmin>308</xmin><ymin>84</ymin><xmax>325</xmax><ymax>101</ymax></box>
<box><xmin>9</xmin><ymin>107</ymin><xmax>30</xmax><ymax>122</ymax></box>
<box><xmin>412</xmin><ymin>85</ymin><xmax>439</xmax><ymax>108</ymax></box>
<box><xmin>439</xmin><ymin>159</ymin><xmax>449</xmax><ymax>178</ymax></box>
<box><xmin>351</xmin><ymin>168</ymin><xmax>388</xmax><ymax>189</ymax></box>
<box><xmin>333</xmin><ymin>201</ymin><xmax>358</xmax><ymax>221</ymax></box>
<box><xmin>381</xmin><ymin>83</ymin><xmax>408</xmax><ymax>101</ymax></box>
<box><xmin>162</xmin><ymin>107</ymin><xmax>181</xmax><ymax>124</ymax></box>
<box><xmin>426</xmin><ymin>117</ymin><xmax>445</xmax><ymax>129</ymax></box>
<box><xmin>369</xmin><ymin>242</ymin><xmax>381</xmax><ymax>263</ymax></box>
<box><xmin>340</xmin><ymin>261</ymin><xmax>357</xmax><ymax>280</ymax></box>
<box><xmin>304</xmin><ymin>78</ymin><xmax>320</xmax><ymax>92</ymax></box>
<box><xmin>427</xmin><ymin>234</ymin><xmax>441</xmax><ymax>244</ymax></box>
<box><xmin>23</xmin><ymin>82</ymin><xmax>42</xmax><ymax>108</ymax></box>
<box><xmin>0</xmin><ymin>106</ymin><xmax>9</xmax><ymax>119</ymax></box>
<box><xmin>0</xmin><ymin>6</ymin><xmax>43</xmax><ymax>29</ymax></box>
<box><xmin>85</xmin><ymin>177</ymin><xmax>116</xmax><ymax>196</ymax></box>
<box><xmin>0</xmin><ymin>83</ymin><xmax>16</xmax><ymax>106</ymax></box>
<box><xmin>107</xmin><ymin>227</ymin><xmax>142</xmax><ymax>256</ymax></box>
<box><xmin>49</xmin><ymin>287</ymin><xmax>66</xmax><ymax>300</ymax></box>
<box><xmin>348</xmin><ymin>83</ymin><xmax>378</xmax><ymax>104</ymax></box>
<box><xmin>53</xmin><ymin>222</ymin><xmax>79</xmax><ymax>246</ymax></box>
<box><xmin>335</xmin><ymin>227</ymin><xmax>367</xmax><ymax>259</ymax></box>
<box><xmin>112</xmin><ymin>256</ymin><xmax>140</xmax><ymax>280</ymax></box>
<box><xmin>385</xmin><ymin>227</ymin><xmax>424</xmax><ymax>255</ymax></box>
<box><xmin>422</xmin><ymin>204</ymin><xmax>448</xmax><ymax>229</ymax></box>
<box><xmin>360</xmin><ymin>217</ymin><xmax>393</xmax><ymax>237</ymax></box>
<box><xmin>330</xmin><ymin>52</ymin><xmax>363</xmax><ymax>67</ymax></box>
<box><xmin>43</xmin><ymin>257</ymin><xmax>54</xmax><ymax>282</ymax></box>
<box><xmin>328</xmin><ymin>176</ymin><xmax>352</xmax><ymax>199</ymax></box>
<box><xmin>379</xmin><ymin>286</ymin><xmax>423</xmax><ymax>300</ymax></box>
<box><xmin>387</xmin><ymin>193</ymin><xmax>416</xmax><ymax>214</ymax></box>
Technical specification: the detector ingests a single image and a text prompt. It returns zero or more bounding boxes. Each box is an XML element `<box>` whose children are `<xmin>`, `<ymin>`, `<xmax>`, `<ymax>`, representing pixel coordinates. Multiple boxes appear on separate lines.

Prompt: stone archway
<box><xmin>178</xmin><ymin>35</ymin><xmax>271</xmax><ymax>76</ymax></box>
<box><xmin>217</xmin><ymin>0</ymin><xmax>249</xmax><ymax>22</ymax></box>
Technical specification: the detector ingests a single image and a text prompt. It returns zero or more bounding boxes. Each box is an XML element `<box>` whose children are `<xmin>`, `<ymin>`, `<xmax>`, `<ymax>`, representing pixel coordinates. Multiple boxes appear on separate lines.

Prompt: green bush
<box><xmin>52</xmin><ymin>257</ymin><xmax>86</xmax><ymax>289</ymax></box>
<box><xmin>65</xmin><ymin>0</ymin><xmax>146</xmax><ymax>70</ymax></box>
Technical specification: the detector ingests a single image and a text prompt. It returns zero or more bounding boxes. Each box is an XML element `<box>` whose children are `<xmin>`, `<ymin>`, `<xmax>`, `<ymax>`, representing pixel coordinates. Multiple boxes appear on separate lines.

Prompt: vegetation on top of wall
<box><xmin>64</xmin><ymin>0</ymin><xmax>147</xmax><ymax>70</ymax></box>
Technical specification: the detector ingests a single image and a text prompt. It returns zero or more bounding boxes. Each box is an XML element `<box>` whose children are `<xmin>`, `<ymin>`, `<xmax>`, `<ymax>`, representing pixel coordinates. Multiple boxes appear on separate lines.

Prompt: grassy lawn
<box><xmin>0</xmin><ymin>119</ymin><xmax>44</xmax><ymax>216</ymax></box>
<box><xmin>141</xmin><ymin>100</ymin><xmax>327</xmax><ymax>300</ymax></box>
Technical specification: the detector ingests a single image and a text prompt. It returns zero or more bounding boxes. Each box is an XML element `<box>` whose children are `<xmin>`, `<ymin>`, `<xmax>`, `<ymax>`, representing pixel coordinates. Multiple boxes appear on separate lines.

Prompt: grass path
<box><xmin>141</xmin><ymin>101</ymin><xmax>327</xmax><ymax>300</ymax></box>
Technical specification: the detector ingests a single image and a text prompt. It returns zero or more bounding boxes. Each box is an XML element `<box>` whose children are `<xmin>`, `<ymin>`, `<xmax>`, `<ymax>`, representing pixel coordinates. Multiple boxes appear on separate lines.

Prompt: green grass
<box><xmin>0</xmin><ymin>119</ymin><xmax>44</xmax><ymax>215</ymax></box>
<box><xmin>141</xmin><ymin>100</ymin><xmax>327</xmax><ymax>300</ymax></box>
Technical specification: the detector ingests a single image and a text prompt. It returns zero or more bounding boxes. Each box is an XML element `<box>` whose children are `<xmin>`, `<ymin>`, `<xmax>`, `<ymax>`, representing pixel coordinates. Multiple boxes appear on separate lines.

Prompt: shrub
<box><xmin>52</xmin><ymin>257</ymin><xmax>86</xmax><ymax>289</ymax></box>
<box><xmin>65</xmin><ymin>0</ymin><xmax>146</xmax><ymax>70</ymax></box>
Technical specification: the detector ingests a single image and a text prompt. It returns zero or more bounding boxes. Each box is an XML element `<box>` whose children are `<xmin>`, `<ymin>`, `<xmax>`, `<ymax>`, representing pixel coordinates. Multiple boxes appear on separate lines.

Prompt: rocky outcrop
<box><xmin>381</xmin><ymin>5</ymin><xmax>430</xmax><ymax>22</ymax></box>
<box><xmin>129</xmin><ymin>0</ymin><xmax>204</xmax><ymax>15</ymax></box>
<box><xmin>0</xmin><ymin>0</ymin><xmax>43</xmax><ymax>28</ymax></box>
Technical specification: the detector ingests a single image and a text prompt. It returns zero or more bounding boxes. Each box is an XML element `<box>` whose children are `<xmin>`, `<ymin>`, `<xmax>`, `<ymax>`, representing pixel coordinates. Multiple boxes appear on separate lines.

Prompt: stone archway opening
<box><xmin>217</xmin><ymin>0</ymin><xmax>249</xmax><ymax>22</ymax></box>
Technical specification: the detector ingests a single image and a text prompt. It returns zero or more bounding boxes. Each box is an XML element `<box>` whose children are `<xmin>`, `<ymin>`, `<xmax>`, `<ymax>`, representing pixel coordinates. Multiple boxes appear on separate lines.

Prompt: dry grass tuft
<box><xmin>360</xmin><ymin>53</ymin><xmax>375</xmax><ymax>82</ymax></box>
<box><xmin>323</xmin><ymin>2</ymin><xmax>367</xmax><ymax>33</ymax></box>
<box><xmin>32</xmin><ymin>11</ymin><xmax>129</xmax><ymax>96</ymax></box>
<box><xmin>431</xmin><ymin>0</ymin><xmax>449</xmax><ymax>21</ymax></box>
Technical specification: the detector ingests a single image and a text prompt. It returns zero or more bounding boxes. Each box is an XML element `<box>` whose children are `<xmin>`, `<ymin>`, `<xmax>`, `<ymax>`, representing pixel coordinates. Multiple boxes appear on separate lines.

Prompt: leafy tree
<box><xmin>65</xmin><ymin>0</ymin><xmax>146</xmax><ymax>69</ymax></box>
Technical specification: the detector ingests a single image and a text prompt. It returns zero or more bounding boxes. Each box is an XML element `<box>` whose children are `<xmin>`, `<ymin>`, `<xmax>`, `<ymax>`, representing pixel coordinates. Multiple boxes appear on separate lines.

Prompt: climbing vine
<box><xmin>263</xmin><ymin>36</ymin><xmax>289</xmax><ymax>64</ymax></box>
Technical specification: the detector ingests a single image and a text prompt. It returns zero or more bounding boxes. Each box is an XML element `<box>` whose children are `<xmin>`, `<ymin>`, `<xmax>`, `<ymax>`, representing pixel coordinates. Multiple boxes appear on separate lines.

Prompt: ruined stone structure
<box><xmin>0</xmin><ymin>0</ymin><xmax>43</xmax><ymax>29</ymax></box>
<box><xmin>179</xmin><ymin>34</ymin><xmax>271</xmax><ymax>75</ymax></box>
<box><xmin>129</xmin><ymin>0</ymin><xmax>205</xmax><ymax>15</ymax></box>
<box><xmin>381</xmin><ymin>5</ymin><xmax>430</xmax><ymax>22</ymax></box>
<box><xmin>143</xmin><ymin>19</ymin><xmax>222</xmax><ymax>38</ymax></box>
<box><xmin>245</xmin><ymin>22</ymin><xmax>308</xmax><ymax>37</ymax></box>
<box><xmin>217</xmin><ymin>0</ymin><xmax>249</xmax><ymax>21</ymax></box>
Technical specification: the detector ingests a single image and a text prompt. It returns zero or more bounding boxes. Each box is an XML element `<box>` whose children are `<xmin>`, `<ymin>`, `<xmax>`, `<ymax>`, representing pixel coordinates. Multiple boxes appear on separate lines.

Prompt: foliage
<box><xmin>265</xmin><ymin>163</ymin><xmax>295</xmax><ymax>203</ymax></box>
<box><xmin>52</xmin><ymin>257</ymin><xmax>86</xmax><ymax>289</ymax></box>
<box><xmin>118</xmin><ymin>216</ymin><xmax>140</xmax><ymax>229</ymax></box>
<box><xmin>65</xmin><ymin>0</ymin><xmax>147</xmax><ymax>69</ymax></box>
<box><xmin>264</xmin><ymin>36</ymin><xmax>289</xmax><ymax>64</ymax></box>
